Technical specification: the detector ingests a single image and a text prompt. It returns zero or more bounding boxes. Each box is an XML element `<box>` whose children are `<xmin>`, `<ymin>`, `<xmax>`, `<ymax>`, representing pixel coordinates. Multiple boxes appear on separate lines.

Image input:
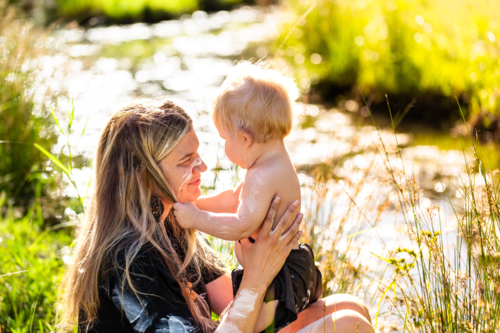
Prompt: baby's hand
<box><xmin>173</xmin><ymin>202</ymin><xmax>199</xmax><ymax>229</ymax></box>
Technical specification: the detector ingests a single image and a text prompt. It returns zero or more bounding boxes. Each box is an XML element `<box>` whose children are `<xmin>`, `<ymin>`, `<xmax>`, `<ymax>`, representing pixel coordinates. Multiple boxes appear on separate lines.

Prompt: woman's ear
<box><xmin>238</xmin><ymin>129</ymin><xmax>253</xmax><ymax>149</ymax></box>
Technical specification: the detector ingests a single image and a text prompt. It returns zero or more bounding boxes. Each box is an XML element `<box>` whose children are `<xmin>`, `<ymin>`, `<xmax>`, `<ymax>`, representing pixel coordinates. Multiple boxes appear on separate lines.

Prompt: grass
<box><xmin>1</xmin><ymin>102</ymin><xmax>93</xmax><ymax>332</ymax></box>
<box><xmin>277</xmin><ymin>0</ymin><xmax>500</xmax><ymax>121</ymax></box>
<box><xmin>362</xmin><ymin>99</ymin><xmax>500</xmax><ymax>331</ymax></box>
<box><xmin>412</xmin><ymin>132</ymin><xmax>500</xmax><ymax>170</ymax></box>
<box><xmin>0</xmin><ymin>2</ymin><xmax>59</xmax><ymax>217</ymax></box>
<box><xmin>0</xmin><ymin>209</ymin><xmax>73</xmax><ymax>332</ymax></box>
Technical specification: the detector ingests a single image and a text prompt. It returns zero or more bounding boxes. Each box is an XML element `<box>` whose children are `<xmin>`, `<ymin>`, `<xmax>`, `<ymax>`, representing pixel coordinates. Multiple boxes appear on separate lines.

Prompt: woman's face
<box><xmin>159</xmin><ymin>129</ymin><xmax>207</xmax><ymax>203</ymax></box>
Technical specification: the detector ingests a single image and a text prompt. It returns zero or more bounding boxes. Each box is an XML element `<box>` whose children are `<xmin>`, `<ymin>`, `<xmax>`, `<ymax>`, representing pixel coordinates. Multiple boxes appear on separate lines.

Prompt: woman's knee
<box><xmin>323</xmin><ymin>294</ymin><xmax>371</xmax><ymax>323</ymax></box>
<box><xmin>297</xmin><ymin>310</ymin><xmax>374</xmax><ymax>333</ymax></box>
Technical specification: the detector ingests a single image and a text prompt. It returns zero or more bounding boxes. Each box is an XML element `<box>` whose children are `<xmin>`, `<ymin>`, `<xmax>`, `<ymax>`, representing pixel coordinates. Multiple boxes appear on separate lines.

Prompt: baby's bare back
<box><xmin>244</xmin><ymin>152</ymin><xmax>301</xmax><ymax>238</ymax></box>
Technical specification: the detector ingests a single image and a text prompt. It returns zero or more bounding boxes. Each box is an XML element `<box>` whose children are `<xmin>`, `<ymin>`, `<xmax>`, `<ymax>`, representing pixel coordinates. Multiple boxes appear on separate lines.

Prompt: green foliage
<box><xmin>279</xmin><ymin>0</ymin><xmax>500</xmax><ymax>117</ymax></box>
<box><xmin>35</xmin><ymin>104</ymin><xmax>92</xmax><ymax>213</ymax></box>
<box><xmin>0</xmin><ymin>4</ymin><xmax>58</xmax><ymax>215</ymax></box>
<box><xmin>56</xmin><ymin>0</ymin><xmax>199</xmax><ymax>19</ymax></box>
<box><xmin>0</xmin><ymin>210</ymin><xmax>72</xmax><ymax>332</ymax></box>
<box><xmin>10</xmin><ymin>0</ymin><xmax>246</xmax><ymax>25</ymax></box>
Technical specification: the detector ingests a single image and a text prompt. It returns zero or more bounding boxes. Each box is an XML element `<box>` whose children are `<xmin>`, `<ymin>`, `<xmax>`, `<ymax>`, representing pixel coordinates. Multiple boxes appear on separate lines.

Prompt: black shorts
<box><xmin>231</xmin><ymin>243</ymin><xmax>323</xmax><ymax>332</ymax></box>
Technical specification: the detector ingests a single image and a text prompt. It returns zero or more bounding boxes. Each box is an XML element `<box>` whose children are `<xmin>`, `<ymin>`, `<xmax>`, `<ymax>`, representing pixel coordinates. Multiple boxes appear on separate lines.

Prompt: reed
<box><xmin>278</xmin><ymin>0</ymin><xmax>500</xmax><ymax>121</ymax></box>
<box><xmin>0</xmin><ymin>1</ymin><xmax>59</xmax><ymax>219</ymax></box>
<box><xmin>365</xmin><ymin>98</ymin><xmax>500</xmax><ymax>332</ymax></box>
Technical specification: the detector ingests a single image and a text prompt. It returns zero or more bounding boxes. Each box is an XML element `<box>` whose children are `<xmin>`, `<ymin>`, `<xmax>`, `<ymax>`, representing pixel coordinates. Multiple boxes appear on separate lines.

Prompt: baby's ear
<box><xmin>238</xmin><ymin>129</ymin><xmax>254</xmax><ymax>149</ymax></box>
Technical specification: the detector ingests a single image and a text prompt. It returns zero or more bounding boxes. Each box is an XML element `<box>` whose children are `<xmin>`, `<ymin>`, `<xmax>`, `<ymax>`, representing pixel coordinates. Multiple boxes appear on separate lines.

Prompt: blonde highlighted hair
<box><xmin>213</xmin><ymin>61</ymin><xmax>300</xmax><ymax>143</ymax></box>
<box><xmin>58</xmin><ymin>100</ymin><xmax>225</xmax><ymax>332</ymax></box>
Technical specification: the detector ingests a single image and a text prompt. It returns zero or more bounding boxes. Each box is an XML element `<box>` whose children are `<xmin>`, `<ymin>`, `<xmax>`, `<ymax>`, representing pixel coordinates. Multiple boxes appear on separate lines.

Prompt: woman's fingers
<box><xmin>259</xmin><ymin>196</ymin><xmax>280</xmax><ymax>238</ymax></box>
<box><xmin>285</xmin><ymin>230</ymin><xmax>303</xmax><ymax>253</ymax></box>
<box><xmin>281</xmin><ymin>213</ymin><xmax>303</xmax><ymax>244</ymax></box>
<box><xmin>239</xmin><ymin>237</ymin><xmax>252</xmax><ymax>249</ymax></box>
<box><xmin>271</xmin><ymin>200</ymin><xmax>300</xmax><ymax>236</ymax></box>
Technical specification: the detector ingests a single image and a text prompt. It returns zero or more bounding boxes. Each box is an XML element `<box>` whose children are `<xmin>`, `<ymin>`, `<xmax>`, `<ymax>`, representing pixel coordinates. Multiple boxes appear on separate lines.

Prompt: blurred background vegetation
<box><xmin>0</xmin><ymin>3</ymin><xmax>64</xmax><ymax>221</ymax></box>
<box><xmin>279</xmin><ymin>0</ymin><xmax>500</xmax><ymax>132</ymax></box>
<box><xmin>9</xmin><ymin>0</ymin><xmax>253</xmax><ymax>25</ymax></box>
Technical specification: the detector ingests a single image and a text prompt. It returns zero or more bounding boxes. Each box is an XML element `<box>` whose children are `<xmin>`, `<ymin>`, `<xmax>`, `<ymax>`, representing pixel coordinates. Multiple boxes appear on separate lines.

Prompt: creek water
<box><xmin>44</xmin><ymin>5</ymin><xmax>481</xmax><ymax>330</ymax></box>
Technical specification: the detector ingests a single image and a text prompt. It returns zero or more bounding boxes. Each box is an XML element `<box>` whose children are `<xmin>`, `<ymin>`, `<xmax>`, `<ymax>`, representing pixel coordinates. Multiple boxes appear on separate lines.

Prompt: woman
<box><xmin>59</xmin><ymin>100</ymin><xmax>374</xmax><ymax>332</ymax></box>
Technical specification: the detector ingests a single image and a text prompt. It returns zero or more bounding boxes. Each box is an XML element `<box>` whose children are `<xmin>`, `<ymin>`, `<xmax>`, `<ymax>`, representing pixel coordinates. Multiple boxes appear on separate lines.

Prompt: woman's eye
<box><xmin>183</xmin><ymin>156</ymin><xmax>196</xmax><ymax>165</ymax></box>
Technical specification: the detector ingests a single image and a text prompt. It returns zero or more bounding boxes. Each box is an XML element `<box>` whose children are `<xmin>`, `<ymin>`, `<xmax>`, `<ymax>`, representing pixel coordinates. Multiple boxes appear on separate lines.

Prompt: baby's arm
<box><xmin>173</xmin><ymin>171</ymin><xmax>275</xmax><ymax>241</ymax></box>
<box><xmin>194</xmin><ymin>183</ymin><xmax>242</xmax><ymax>214</ymax></box>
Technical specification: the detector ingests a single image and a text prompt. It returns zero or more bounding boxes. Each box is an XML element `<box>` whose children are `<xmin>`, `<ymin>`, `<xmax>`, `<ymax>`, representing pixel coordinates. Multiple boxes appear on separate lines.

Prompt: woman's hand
<box><xmin>239</xmin><ymin>197</ymin><xmax>303</xmax><ymax>289</ymax></box>
<box><xmin>215</xmin><ymin>197</ymin><xmax>303</xmax><ymax>333</ymax></box>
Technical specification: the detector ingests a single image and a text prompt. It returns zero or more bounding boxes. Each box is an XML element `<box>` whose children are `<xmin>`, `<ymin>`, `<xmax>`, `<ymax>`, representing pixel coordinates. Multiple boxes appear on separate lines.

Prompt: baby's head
<box><xmin>212</xmin><ymin>61</ymin><xmax>299</xmax><ymax>166</ymax></box>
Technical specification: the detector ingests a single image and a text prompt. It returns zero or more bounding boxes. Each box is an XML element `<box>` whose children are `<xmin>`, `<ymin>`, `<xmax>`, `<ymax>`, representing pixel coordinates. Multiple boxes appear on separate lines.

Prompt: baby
<box><xmin>173</xmin><ymin>62</ymin><xmax>322</xmax><ymax>332</ymax></box>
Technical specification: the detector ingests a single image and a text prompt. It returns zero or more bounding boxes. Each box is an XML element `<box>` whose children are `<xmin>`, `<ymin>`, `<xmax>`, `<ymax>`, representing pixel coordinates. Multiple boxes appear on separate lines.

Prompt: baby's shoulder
<box><xmin>245</xmin><ymin>157</ymin><xmax>297</xmax><ymax>186</ymax></box>
<box><xmin>243</xmin><ymin>165</ymin><xmax>276</xmax><ymax>189</ymax></box>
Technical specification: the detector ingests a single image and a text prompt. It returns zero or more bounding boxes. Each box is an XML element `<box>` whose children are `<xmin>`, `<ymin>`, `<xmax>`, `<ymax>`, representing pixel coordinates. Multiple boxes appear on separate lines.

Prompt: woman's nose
<box><xmin>194</xmin><ymin>159</ymin><xmax>208</xmax><ymax>173</ymax></box>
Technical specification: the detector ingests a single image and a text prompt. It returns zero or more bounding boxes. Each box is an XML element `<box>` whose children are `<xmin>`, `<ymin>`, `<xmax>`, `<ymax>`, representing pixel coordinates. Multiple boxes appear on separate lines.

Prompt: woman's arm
<box><xmin>205</xmin><ymin>275</ymin><xmax>233</xmax><ymax>316</ymax></box>
<box><xmin>207</xmin><ymin>273</ymin><xmax>278</xmax><ymax>332</ymax></box>
<box><xmin>213</xmin><ymin>198</ymin><xmax>303</xmax><ymax>333</ymax></box>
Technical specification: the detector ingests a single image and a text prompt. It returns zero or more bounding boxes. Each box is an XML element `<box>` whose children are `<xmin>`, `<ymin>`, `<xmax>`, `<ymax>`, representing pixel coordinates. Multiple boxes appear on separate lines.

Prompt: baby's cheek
<box><xmin>226</xmin><ymin>144</ymin><xmax>241</xmax><ymax>165</ymax></box>
<box><xmin>224</xmin><ymin>144</ymin><xmax>232</xmax><ymax>159</ymax></box>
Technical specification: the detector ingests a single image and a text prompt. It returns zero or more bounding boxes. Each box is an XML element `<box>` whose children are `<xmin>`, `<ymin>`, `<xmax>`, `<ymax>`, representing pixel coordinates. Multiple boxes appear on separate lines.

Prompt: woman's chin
<box><xmin>178</xmin><ymin>188</ymin><xmax>201</xmax><ymax>203</ymax></box>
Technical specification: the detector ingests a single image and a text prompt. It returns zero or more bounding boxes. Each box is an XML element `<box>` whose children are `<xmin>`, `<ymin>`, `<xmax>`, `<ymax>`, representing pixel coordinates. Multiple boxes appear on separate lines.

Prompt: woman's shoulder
<box><xmin>102</xmin><ymin>244</ymin><xmax>175</xmax><ymax>292</ymax></box>
<box><xmin>89</xmin><ymin>245</ymin><xmax>201</xmax><ymax>333</ymax></box>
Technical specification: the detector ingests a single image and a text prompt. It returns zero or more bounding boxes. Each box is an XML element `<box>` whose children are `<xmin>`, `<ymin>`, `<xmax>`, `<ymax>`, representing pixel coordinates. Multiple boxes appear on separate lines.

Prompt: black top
<box><xmin>79</xmin><ymin>245</ymin><xmax>224</xmax><ymax>333</ymax></box>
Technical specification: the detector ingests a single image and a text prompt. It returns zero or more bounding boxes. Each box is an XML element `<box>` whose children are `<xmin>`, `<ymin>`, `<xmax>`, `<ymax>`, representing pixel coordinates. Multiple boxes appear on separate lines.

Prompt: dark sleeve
<box><xmin>106</xmin><ymin>251</ymin><xmax>202</xmax><ymax>333</ymax></box>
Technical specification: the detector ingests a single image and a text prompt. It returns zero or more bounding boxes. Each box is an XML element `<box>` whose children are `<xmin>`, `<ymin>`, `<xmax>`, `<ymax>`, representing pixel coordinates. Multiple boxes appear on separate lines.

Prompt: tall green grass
<box><xmin>0</xmin><ymin>101</ymin><xmax>91</xmax><ymax>332</ymax></box>
<box><xmin>0</xmin><ymin>209</ymin><xmax>73</xmax><ymax>332</ymax></box>
<box><xmin>278</xmin><ymin>0</ymin><xmax>500</xmax><ymax>120</ymax></box>
<box><xmin>0</xmin><ymin>3</ymin><xmax>59</xmax><ymax>217</ymax></box>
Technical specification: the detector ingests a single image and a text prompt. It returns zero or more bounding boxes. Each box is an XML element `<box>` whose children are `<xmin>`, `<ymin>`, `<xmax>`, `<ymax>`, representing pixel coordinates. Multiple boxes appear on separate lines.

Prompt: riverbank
<box><xmin>277</xmin><ymin>0</ymin><xmax>500</xmax><ymax>136</ymax></box>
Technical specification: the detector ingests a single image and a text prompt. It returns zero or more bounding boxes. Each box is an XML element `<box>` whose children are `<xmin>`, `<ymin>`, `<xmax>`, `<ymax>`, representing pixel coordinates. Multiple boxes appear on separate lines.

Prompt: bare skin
<box><xmin>172</xmin><ymin>124</ymin><xmax>301</xmax><ymax>331</ymax></box>
<box><xmin>159</xmin><ymin>129</ymin><xmax>374</xmax><ymax>332</ymax></box>
<box><xmin>156</xmin><ymin>129</ymin><xmax>303</xmax><ymax>333</ymax></box>
<box><xmin>173</xmin><ymin>124</ymin><xmax>301</xmax><ymax>245</ymax></box>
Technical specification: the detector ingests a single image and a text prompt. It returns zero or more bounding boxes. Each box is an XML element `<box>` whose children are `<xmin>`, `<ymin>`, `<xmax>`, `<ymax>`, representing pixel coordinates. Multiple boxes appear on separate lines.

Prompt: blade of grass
<box><xmin>50</xmin><ymin>106</ymin><xmax>65</xmax><ymax>136</ymax></box>
<box><xmin>33</xmin><ymin>144</ymin><xmax>70</xmax><ymax>177</ymax></box>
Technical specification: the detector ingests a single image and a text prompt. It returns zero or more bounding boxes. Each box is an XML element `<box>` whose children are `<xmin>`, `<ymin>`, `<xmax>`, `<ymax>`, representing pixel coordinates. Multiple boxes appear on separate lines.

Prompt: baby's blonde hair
<box><xmin>213</xmin><ymin>61</ymin><xmax>299</xmax><ymax>143</ymax></box>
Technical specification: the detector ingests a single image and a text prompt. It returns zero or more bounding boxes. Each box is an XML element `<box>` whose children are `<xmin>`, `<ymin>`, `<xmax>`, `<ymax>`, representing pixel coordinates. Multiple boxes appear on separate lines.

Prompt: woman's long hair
<box><xmin>58</xmin><ymin>100</ymin><xmax>225</xmax><ymax>332</ymax></box>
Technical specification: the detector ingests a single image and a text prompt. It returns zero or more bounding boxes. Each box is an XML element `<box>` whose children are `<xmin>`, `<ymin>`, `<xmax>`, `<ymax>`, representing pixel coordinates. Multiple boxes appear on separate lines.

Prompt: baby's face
<box><xmin>214</xmin><ymin>121</ymin><xmax>249</xmax><ymax>167</ymax></box>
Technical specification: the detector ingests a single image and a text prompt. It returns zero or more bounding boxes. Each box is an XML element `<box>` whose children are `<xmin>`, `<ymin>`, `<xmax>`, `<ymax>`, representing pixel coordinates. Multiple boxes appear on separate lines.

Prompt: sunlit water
<box><xmin>39</xmin><ymin>6</ymin><xmax>475</xmax><ymax>330</ymax></box>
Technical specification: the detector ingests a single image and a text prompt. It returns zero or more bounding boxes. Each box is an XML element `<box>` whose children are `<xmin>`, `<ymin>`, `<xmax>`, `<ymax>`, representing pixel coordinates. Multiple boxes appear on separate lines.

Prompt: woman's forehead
<box><xmin>169</xmin><ymin>129</ymin><xmax>199</xmax><ymax>160</ymax></box>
